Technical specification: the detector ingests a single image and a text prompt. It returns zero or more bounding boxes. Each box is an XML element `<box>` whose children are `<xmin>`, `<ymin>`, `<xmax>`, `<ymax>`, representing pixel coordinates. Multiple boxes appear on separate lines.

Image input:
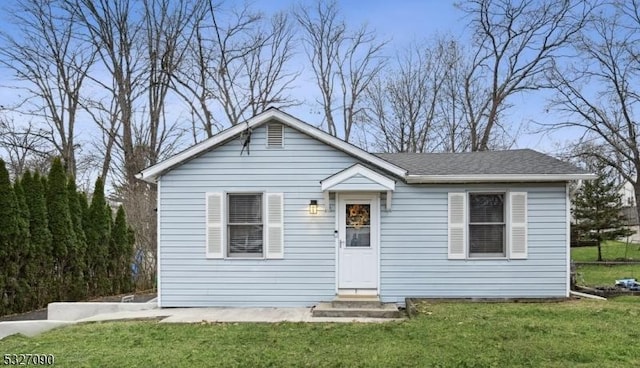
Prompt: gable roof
<box><xmin>376</xmin><ymin>149</ymin><xmax>595</xmax><ymax>183</ymax></box>
<box><xmin>136</xmin><ymin>108</ymin><xmax>407</xmax><ymax>183</ymax></box>
<box><xmin>137</xmin><ymin>108</ymin><xmax>595</xmax><ymax>184</ymax></box>
<box><xmin>321</xmin><ymin>164</ymin><xmax>396</xmax><ymax>192</ymax></box>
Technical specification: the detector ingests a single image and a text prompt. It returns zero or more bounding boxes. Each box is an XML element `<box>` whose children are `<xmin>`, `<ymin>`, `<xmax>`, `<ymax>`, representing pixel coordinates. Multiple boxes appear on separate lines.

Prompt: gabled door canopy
<box><xmin>321</xmin><ymin>164</ymin><xmax>395</xmax><ymax>210</ymax></box>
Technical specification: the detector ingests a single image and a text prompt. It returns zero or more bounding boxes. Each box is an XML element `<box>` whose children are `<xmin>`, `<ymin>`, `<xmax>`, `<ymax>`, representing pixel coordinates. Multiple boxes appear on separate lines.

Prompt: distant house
<box><xmin>621</xmin><ymin>206</ymin><xmax>640</xmax><ymax>243</ymax></box>
<box><xmin>137</xmin><ymin>108</ymin><xmax>594</xmax><ymax>308</ymax></box>
<box><xmin>619</xmin><ymin>181</ymin><xmax>636</xmax><ymax>207</ymax></box>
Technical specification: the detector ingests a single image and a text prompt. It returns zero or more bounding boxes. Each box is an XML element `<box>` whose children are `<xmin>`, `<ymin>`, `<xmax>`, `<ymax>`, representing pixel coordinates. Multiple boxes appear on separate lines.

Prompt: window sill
<box><xmin>205</xmin><ymin>256</ymin><xmax>269</xmax><ymax>260</ymax></box>
<box><xmin>462</xmin><ymin>257</ymin><xmax>525</xmax><ymax>261</ymax></box>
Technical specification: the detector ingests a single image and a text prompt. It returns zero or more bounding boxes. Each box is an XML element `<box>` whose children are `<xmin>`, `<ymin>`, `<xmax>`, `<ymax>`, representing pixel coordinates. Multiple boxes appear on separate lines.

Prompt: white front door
<box><xmin>337</xmin><ymin>194</ymin><xmax>378</xmax><ymax>290</ymax></box>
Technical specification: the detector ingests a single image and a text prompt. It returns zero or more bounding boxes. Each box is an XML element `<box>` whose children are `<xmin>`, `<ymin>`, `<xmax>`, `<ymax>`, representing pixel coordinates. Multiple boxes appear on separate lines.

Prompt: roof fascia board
<box><xmin>321</xmin><ymin>164</ymin><xmax>396</xmax><ymax>191</ymax></box>
<box><xmin>136</xmin><ymin>109</ymin><xmax>406</xmax><ymax>183</ymax></box>
<box><xmin>405</xmin><ymin>173</ymin><xmax>597</xmax><ymax>183</ymax></box>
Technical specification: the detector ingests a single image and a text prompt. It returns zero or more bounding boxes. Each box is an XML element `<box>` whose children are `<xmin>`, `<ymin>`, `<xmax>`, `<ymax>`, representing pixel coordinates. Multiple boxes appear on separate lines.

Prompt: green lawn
<box><xmin>571</xmin><ymin>241</ymin><xmax>640</xmax><ymax>287</ymax></box>
<box><xmin>571</xmin><ymin>240</ymin><xmax>640</xmax><ymax>261</ymax></box>
<box><xmin>576</xmin><ymin>264</ymin><xmax>639</xmax><ymax>287</ymax></box>
<box><xmin>1</xmin><ymin>301</ymin><xmax>639</xmax><ymax>367</ymax></box>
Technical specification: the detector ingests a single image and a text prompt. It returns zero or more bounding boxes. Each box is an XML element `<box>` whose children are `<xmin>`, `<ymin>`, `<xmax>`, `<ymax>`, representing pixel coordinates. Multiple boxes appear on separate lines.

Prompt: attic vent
<box><xmin>266</xmin><ymin>123</ymin><xmax>284</xmax><ymax>148</ymax></box>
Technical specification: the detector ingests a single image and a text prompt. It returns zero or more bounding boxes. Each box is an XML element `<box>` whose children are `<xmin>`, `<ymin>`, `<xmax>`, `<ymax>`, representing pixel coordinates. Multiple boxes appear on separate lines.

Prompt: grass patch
<box><xmin>572</xmin><ymin>241</ymin><xmax>640</xmax><ymax>286</ymax></box>
<box><xmin>1</xmin><ymin>301</ymin><xmax>640</xmax><ymax>367</ymax></box>
<box><xmin>576</xmin><ymin>264</ymin><xmax>640</xmax><ymax>287</ymax></box>
<box><xmin>571</xmin><ymin>240</ymin><xmax>640</xmax><ymax>262</ymax></box>
<box><xmin>610</xmin><ymin>295</ymin><xmax>640</xmax><ymax>303</ymax></box>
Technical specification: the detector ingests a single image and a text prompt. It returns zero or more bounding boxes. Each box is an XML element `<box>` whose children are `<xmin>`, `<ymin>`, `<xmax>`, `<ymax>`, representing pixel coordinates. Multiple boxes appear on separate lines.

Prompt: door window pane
<box><xmin>346</xmin><ymin>204</ymin><xmax>371</xmax><ymax>247</ymax></box>
<box><xmin>346</xmin><ymin>227</ymin><xmax>370</xmax><ymax>247</ymax></box>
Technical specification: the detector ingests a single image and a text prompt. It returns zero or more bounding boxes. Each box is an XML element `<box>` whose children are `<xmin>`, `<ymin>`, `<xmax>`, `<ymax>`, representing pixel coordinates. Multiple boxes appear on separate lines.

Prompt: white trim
<box><xmin>334</xmin><ymin>193</ymin><xmax>340</xmax><ymax>294</ymax></box>
<box><xmin>224</xmin><ymin>192</ymin><xmax>266</xmax><ymax>260</ymax></box>
<box><xmin>136</xmin><ymin>109</ymin><xmax>407</xmax><ymax>182</ymax></box>
<box><xmin>508</xmin><ymin>191</ymin><xmax>528</xmax><ymax>259</ymax></box>
<box><xmin>265</xmin><ymin>193</ymin><xmax>284</xmax><ymax>259</ymax></box>
<box><xmin>385</xmin><ymin>190</ymin><xmax>392</xmax><ymax>212</ymax></box>
<box><xmin>336</xmin><ymin>289</ymin><xmax>378</xmax><ymax>296</ymax></box>
<box><xmin>566</xmin><ymin>182</ymin><xmax>571</xmax><ymax>297</ymax></box>
<box><xmin>205</xmin><ymin>192</ymin><xmax>225</xmax><ymax>259</ymax></box>
<box><xmin>336</xmin><ymin>193</ymin><xmax>380</xmax><ymax>292</ymax></box>
<box><xmin>156</xmin><ymin>180</ymin><xmax>161</xmax><ymax>308</ymax></box>
<box><xmin>321</xmin><ymin>164</ymin><xmax>396</xmax><ymax>191</ymax></box>
<box><xmin>447</xmin><ymin>192</ymin><xmax>467</xmax><ymax>260</ymax></box>
<box><xmin>266</xmin><ymin>123</ymin><xmax>284</xmax><ymax>149</ymax></box>
<box><xmin>376</xmin><ymin>194</ymin><xmax>381</xmax><ymax>296</ymax></box>
<box><xmin>406</xmin><ymin>173</ymin><xmax>597</xmax><ymax>183</ymax></box>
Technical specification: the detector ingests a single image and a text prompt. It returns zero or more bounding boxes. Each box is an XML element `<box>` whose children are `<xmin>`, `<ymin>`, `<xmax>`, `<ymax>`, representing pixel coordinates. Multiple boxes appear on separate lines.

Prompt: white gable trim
<box><xmin>321</xmin><ymin>164</ymin><xmax>396</xmax><ymax>192</ymax></box>
<box><xmin>406</xmin><ymin>173</ymin><xmax>596</xmax><ymax>183</ymax></box>
<box><xmin>321</xmin><ymin>164</ymin><xmax>395</xmax><ymax>211</ymax></box>
<box><xmin>136</xmin><ymin>109</ymin><xmax>407</xmax><ymax>182</ymax></box>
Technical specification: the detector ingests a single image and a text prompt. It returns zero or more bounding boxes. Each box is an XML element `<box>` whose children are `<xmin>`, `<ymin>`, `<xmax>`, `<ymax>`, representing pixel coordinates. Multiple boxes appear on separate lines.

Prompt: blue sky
<box><xmin>0</xmin><ymin>0</ymin><xmax>572</xmax><ymax>158</ymax></box>
<box><xmin>245</xmin><ymin>0</ymin><xmax>566</xmax><ymax>152</ymax></box>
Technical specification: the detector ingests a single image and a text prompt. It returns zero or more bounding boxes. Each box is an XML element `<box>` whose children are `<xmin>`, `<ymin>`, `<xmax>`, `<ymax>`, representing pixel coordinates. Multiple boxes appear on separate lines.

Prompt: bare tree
<box><xmin>546</xmin><ymin>0</ymin><xmax>640</xmax><ymax>224</ymax></box>
<box><xmin>0</xmin><ymin>0</ymin><xmax>96</xmax><ymax>177</ymax></box>
<box><xmin>0</xmin><ymin>117</ymin><xmax>53</xmax><ymax>177</ymax></box>
<box><xmin>459</xmin><ymin>0</ymin><xmax>591</xmax><ymax>151</ymax></box>
<box><xmin>68</xmin><ymin>0</ymin><xmax>202</xmax><ymax>289</ymax></box>
<box><xmin>68</xmin><ymin>0</ymin><xmax>145</xmax><ymax>184</ymax></box>
<box><xmin>143</xmin><ymin>0</ymin><xmax>202</xmax><ymax>165</ymax></box>
<box><xmin>364</xmin><ymin>42</ymin><xmax>446</xmax><ymax>153</ymax></box>
<box><xmin>173</xmin><ymin>2</ymin><xmax>299</xmax><ymax>140</ymax></box>
<box><xmin>434</xmin><ymin>39</ymin><xmax>474</xmax><ymax>153</ymax></box>
<box><xmin>295</xmin><ymin>0</ymin><xmax>387</xmax><ymax>142</ymax></box>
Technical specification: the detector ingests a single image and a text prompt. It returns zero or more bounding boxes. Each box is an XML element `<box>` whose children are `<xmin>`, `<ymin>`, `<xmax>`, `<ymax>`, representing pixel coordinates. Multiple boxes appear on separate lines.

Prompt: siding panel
<box><xmin>380</xmin><ymin>182</ymin><xmax>567</xmax><ymax>303</ymax></box>
<box><xmin>159</xmin><ymin>122</ymin><xmax>569</xmax><ymax>307</ymax></box>
<box><xmin>159</xmin><ymin>124</ymin><xmax>356</xmax><ymax>307</ymax></box>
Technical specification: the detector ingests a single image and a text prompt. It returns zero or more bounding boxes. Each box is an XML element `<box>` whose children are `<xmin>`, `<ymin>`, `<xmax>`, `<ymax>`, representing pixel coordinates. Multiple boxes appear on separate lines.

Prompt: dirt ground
<box><xmin>0</xmin><ymin>292</ymin><xmax>157</xmax><ymax>322</ymax></box>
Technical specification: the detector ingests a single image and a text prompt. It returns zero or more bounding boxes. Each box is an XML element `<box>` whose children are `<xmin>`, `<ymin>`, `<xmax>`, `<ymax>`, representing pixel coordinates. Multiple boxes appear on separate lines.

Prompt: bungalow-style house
<box><xmin>137</xmin><ymin>108</ymin><xmax>594</xmax><ymax>307</ymax></box>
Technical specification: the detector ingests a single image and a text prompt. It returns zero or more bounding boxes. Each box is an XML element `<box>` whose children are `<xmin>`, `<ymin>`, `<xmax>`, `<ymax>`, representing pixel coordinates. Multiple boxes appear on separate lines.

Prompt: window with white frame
<box><xmin>206</xmin><ymin>192</ymin><xmax>283</xmax><ymax>259</ymax></box>
<box><xmin>227</xmin><ymin>194</ymin><xmax>263</xmax><ymax>257</ymax></box>
<box><xmin>468</xmin><ymin>193</ymin><xmax>505</xmax><ymax>257</ymax></box>
<box><xmin>447</xmin><ymin>191</ymin><xmax>527</xmax><ymax>260</ymax></box>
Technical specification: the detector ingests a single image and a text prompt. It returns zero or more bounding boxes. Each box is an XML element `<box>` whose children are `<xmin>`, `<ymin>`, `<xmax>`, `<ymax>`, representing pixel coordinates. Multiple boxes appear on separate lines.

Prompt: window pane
<box><xmin>346</xmin><ymin>204</ymin><xmax>371</xmax><ymax>227</ymax></box>
<box><xmin>229</xmin><ymin>194</ymin><xmax>262</xmax><ymax>223</ymax></box>
<box><xmin>469</xmin><ymin>224</ymin><xmax>505</xmax><ymax>255</ymax></box>
<box><xmin>470</xmin><ymin>194</ymin><xmax>504</xmax><ymax>223</ymax></box>
<box><xmin>346</xmin><ymin>227</ymin><xmax>370</xmax><ymax>247</ymax></box>
<box><xmin>229</xmin><ymin>224</ymin><xmax>263</xmax><ymax>256</ymax></box>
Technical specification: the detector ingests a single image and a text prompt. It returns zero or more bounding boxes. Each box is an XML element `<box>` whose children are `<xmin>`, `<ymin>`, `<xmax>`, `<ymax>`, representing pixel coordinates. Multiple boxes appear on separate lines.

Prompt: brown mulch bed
<box><xmin>0</xmin><ymin>291</ymin><xmax>156</xmax><ymax>322</ymax></box>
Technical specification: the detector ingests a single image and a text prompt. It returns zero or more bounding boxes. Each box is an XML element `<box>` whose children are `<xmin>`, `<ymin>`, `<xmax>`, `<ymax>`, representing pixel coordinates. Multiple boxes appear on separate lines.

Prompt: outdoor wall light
<box><xmin>309</xmin><ymin>200</ymin><xmax>318</xmax><ymax>214</ymax></box>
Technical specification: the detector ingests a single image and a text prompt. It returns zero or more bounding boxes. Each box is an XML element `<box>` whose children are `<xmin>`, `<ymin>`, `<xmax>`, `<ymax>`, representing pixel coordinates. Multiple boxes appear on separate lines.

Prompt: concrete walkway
<box><xmin>0</xmin><ymin>303</ymin><xmax>402</xmax><ymax>340</ymax></box>
<box><xmin>78</xmin><ymin>306</ymin><xmax>402</xmax><ymax>324</ymax></box>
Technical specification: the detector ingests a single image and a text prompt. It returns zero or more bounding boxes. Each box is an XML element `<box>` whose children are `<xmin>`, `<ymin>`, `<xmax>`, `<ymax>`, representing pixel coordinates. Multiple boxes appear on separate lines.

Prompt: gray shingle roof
<box><xmin>375</xmin><ymin>149</ymin><xmax>588</xmax><ymax>176</ymax></box>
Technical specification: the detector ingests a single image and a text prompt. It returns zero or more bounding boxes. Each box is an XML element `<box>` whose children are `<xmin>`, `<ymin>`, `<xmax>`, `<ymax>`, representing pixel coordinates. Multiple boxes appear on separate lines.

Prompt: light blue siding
<box><xmin>159</xmin><ymin>122</ymin><xmax>358</xmax><ymax>307</ymax></box>
<box><xmin>380</xmin><ymin>183</ymin><xmax>568</xmax><ymax>303</ymax></box>
<box><xmin>159</xmin><ymin>121</ymin><xmax>569</xmax><ymax>307</ymax></box>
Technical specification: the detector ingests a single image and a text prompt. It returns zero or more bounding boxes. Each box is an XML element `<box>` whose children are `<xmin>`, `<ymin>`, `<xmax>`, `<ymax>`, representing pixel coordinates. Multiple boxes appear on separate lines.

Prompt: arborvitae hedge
<box><xmin>13</xmin><ymin>179</ymin><xmax>32</xmax><ymax>312</ymax></box>
<box><xmin>46</xmin><ymin>158</ymin><xmax>75</xmax><ymax>301</ymax></box>
<box><xmin>0</xmin><ymin>160</ymin><xmax>136</xmax><ymax>316</ymax></box>
<box><xmin>111</xmin><ymin>206</ymin><xmax>135</xmax><ymax>294</ymax></box>
<box><xmin>22</xmin><ymin>171</ymin><xmax>53</xmax><ymax>307</ymax></box>
<box><xmin>86</xmin><ymin>177</ymin><xmax>112</xmax><ymax>297</ymax></box>
<box><xmin>0</xmin><ymin>160</ymin><xmax>19</xmax><ymax>316</ymax></box>
<box><xmin>67</xmin><ymin>177</ymin><xmax>88</xmax><ymax>301</ymax></box>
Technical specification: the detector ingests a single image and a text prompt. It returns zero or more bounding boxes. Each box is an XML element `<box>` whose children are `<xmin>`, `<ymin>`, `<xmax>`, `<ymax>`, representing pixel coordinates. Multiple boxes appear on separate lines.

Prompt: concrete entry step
<box><xmin>331</xmin><ymin>296</ymin><xmax>383</xmax><ymax>309</ymax></box>
<box><xmin>312</xmin><ymin>302</ymin><xmax>401</xmax><ymax>318</ymax></box>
